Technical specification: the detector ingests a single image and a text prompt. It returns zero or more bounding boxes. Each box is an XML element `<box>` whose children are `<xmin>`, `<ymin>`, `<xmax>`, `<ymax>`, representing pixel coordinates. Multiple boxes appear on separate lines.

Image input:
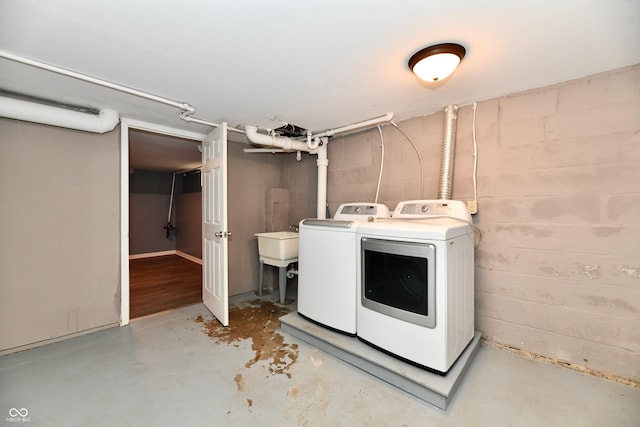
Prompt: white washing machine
<box><xmin>297</xmin><ymin>203</ymin><xmax>390</xmax><ymax>335</ymax></box>
<box><xmin>356</xmin><ymin>200</ymin><xmax>474</xmax><ymax>373</ymax></box>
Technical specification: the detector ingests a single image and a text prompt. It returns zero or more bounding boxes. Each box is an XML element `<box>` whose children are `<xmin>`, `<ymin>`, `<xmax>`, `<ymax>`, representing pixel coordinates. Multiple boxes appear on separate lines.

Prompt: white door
<box><xmin>202</xmin><ymin>123</ymin><xmax>229</xmax><ymax>326</ymax></box>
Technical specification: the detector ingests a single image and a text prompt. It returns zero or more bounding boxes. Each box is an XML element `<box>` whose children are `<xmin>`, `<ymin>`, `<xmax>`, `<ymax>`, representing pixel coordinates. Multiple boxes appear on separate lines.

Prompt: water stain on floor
<box><xmin>194</xmin><ymin>300</ymin><xmax>299</xmax><ymax>378</ymax></box>
<box><xmin>234</xmin><ymin>373</ymin><xmax>244</xmax><ymax>391</ymax></box>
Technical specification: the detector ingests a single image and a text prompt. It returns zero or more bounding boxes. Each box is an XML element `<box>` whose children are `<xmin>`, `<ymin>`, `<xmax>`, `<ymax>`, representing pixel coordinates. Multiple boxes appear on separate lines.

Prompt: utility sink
<box><xmin>255</xmin><ymin>231</ymin><xmax>299</xmax><ymax>261</ymax></box>
<box><xmin>255</xmin><ymin>231</ymin><xmax>299</xmax><ymax>305</ymax></box>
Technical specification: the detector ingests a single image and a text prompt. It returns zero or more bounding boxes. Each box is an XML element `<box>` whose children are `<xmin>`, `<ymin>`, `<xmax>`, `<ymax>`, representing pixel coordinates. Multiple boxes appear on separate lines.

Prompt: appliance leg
<box><xmin>279</xmin><ymin>266</ymin><xmax>287</xmax><ymax>304</ymax></box>
<box><xmin>258</xmin><ymin>260</ymin><xmax>264</xmax><ymax>296</ymax></box>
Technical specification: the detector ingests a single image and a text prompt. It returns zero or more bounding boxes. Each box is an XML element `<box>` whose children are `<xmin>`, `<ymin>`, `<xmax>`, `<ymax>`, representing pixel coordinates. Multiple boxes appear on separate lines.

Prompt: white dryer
<box><xmin>297</xmin><ymin>203</ymin><xmax>390</xmax><ymax>335</ymax></box>
<box><xmin>356</xmin><ymin>200</ymin><xmax>474</xmax><ymax>373</ymax></box>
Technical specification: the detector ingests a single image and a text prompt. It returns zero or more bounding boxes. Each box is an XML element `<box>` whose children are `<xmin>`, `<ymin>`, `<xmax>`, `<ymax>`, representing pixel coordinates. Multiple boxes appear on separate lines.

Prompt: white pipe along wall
<box><xmin>0</xmin><ymin>96</ymin><xmax>119</xmax><ymax>134</ymax></box>
<box><xmin>315</xmin><ymin>145</ymin><xmax>328</xmax><ymax>219</ymax></box>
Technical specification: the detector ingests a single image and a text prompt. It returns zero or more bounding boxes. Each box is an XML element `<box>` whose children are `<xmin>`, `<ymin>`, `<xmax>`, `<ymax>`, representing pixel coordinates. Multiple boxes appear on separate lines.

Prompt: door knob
<box><xmin>214</xmin><ymin>231</ymin><xmax>223</xmax><ymax>238</ymax></box>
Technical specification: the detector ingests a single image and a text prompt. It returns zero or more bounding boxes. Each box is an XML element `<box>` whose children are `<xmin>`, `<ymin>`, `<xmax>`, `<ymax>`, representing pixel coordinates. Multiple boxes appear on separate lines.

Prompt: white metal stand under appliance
<box><xmin>356</xmin><ymin>200</ymin><xmax>474</xmax><ymax>374</ymax></box>
<box><xmin>298</xmin><ymin>203</ymin><xmax>390</xmax><ymax>335</ymax></box>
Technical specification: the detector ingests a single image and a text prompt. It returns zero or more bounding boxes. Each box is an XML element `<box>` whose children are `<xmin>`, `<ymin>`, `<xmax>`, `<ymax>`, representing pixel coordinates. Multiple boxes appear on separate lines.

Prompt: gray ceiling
<box><xmin>1</xmin><ymin>1</ymin><xmax>639</xmax><ymax>167</ymax></box>
<box><xmin>128</xmin><ymin>129</ymin><xmax>201</xmax><ymax>172</ymax></box>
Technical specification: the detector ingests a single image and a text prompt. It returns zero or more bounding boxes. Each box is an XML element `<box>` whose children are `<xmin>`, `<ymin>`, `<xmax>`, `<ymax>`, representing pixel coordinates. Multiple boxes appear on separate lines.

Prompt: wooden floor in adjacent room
<box><xmin>129</xmin><ymin>254</ymin><xmax>202</xmax><ymax>319</ymax></box>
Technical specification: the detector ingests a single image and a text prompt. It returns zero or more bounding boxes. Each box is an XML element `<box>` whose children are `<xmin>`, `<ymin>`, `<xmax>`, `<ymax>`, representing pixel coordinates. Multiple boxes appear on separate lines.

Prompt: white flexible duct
<box><xmin>0</xmin><ymin>96</ymin><xmax>119</xmax><ymax>133</ymax></box>
<box><xmin>437</xmin><ymin>104</ymin><xmax>459</xmax><ymax>200</ymax></box>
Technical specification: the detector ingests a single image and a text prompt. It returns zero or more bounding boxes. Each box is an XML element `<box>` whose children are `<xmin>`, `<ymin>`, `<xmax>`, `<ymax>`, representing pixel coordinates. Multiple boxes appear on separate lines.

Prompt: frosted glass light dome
<box><xmin>408</xmin><ymin>43</ymin><xmax>466</xmax><ymax>82</ymax></box>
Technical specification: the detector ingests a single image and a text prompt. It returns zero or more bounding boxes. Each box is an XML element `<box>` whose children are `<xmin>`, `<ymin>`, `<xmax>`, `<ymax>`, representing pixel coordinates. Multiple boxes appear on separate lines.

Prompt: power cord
<box><xmin>375</xmin><ymin>125</ymin><xmax>385</xmax><ymax>203</ymax></box>
<box><xmin>390</xmin><ymin>121</ymin><xmax>425</xmax><ymax>199</ymax></box>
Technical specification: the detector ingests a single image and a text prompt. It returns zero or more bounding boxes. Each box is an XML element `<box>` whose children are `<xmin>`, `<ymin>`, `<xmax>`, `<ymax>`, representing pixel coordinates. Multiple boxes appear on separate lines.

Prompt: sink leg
<box><xmin>279</xmin><ymin>266</ymin><xmax>286</xmax><ymax>304</ymax></box>
<box><xmin>258</xmin><ymin>260</ymin><xmax>264</xmax><ymax>296</ymax></box>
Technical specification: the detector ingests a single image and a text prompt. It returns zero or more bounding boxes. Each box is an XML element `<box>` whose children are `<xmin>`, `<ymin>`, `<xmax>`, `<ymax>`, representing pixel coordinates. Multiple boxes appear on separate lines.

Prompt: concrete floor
<box><xmin>1</xmin><ymin>297</ymin><xmax>639</xmax><ymax>427</ymax></box>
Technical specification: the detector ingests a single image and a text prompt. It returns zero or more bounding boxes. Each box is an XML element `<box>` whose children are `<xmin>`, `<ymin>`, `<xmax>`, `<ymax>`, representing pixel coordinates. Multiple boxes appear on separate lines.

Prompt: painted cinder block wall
<box><xmin>285</xmin><ymin>64</ymin><xmax>640</xmax><ymax>381</ymax></box>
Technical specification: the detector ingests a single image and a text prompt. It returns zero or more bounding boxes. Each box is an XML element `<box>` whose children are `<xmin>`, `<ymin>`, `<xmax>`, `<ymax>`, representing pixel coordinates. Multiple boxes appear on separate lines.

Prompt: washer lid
<box><xmin>357</xmin><ymin>217</ymin><xmax>472</xmax><ymax>240</ymax></box>
<box><xmin>300</xmin><ymin>219</ymin><xmax>354</xmax><ymax>229</ymax></box>
<box><xmin>334</xmin><ymin>202</ymin><xmax>390</xmax><ymax>221</ymax></box>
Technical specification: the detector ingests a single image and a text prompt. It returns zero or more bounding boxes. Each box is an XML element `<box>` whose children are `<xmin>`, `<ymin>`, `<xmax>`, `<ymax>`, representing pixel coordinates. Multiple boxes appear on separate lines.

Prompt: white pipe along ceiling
<box><xmin>245</xmin><ymin>125</ymin><xmax>329</xmax><ymax>219</ymax></box>
<box><xmin>245</xmin><ymin>113</ymin><xmax>394</xmax><ymax>219</ymax></box>
<box><xmin>1</xmin><ymin>49</ymin><xmax>397</xmax><ymax>220</ymax></box>
<box><xmin>0</xmin><ymin>49</ymin><xmax>229</xmax><ymax>131</ymax></box>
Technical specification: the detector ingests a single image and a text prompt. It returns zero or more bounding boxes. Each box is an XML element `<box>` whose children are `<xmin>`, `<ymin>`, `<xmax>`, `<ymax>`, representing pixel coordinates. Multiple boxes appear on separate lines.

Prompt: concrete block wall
<box><xmin>470</xmin><ymin>65</ymin><xmax>640</xmax><ymax>382</ymax></box>
<box><xmin>284</xmin><ymin>151</ymin><xmax>318</xmax><ymax>223</ymax></box>
<box><xmin>295</xmin><ymin>64</ymin><xmax>639</xmax><ymax>381</ymax></box>
<box><xmin>265</xmin><ymin>188</ymin><xmax>290</xmax><ymax>232</ymax></box>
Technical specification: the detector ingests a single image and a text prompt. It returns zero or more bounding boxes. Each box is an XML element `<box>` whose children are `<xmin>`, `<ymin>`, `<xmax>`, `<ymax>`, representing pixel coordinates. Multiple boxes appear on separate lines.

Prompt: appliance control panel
<box><xmin>393</xmin><ymin>200</ymin><xmax>472</xmax><ymax>222</ymax></box>
<box><xmin>335</xmin><ymin>203</ymin><xmax>391</xmax><ymax>220</ymax></box>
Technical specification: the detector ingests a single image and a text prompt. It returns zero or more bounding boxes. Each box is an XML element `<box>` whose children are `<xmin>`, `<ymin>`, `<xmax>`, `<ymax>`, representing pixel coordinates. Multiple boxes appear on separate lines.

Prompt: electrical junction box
<box><xmin>467</xmin><ymin>200</ymin><xmax>478</xmax><ymax>215</ymax></box>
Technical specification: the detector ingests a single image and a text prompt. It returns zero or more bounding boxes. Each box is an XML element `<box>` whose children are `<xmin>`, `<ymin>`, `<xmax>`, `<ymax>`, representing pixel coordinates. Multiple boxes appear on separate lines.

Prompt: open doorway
<box><xmin>128</xmin><ymin>128</ymin><xmax>203</xmax><ymax>319</ymax></box>
<box><xmin>120</xmin><ymin>120</ymin><xmax>207</xmax><ymax>324</ymax></box>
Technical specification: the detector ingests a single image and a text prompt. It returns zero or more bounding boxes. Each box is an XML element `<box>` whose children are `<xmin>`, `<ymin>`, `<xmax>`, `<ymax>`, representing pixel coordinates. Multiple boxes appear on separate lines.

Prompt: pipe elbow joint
<box><xmin>182</xmin><ymin>103</ymin><xmax>196</xmax><ymax>114</ymax></box>
<box><xmin>306</xmin><ymin>136</ymin><xmax>322</xmax><ymax>150</ymax></box>
<box><xmin>245</xmin><ymin>125</ymin><xmax>272</xmax><ymax>146</ymax></box>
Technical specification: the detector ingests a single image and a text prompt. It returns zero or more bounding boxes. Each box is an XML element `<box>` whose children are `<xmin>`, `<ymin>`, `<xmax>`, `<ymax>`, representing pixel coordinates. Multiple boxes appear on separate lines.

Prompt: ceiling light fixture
<box><xmin>408</xmin><ymin>43</ymin><xmax>466</xmax><ymax>82</ymax></box>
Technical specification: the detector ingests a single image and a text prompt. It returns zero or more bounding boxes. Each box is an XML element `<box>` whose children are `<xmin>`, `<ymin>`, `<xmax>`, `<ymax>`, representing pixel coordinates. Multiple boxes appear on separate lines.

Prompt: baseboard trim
<box><xmin>0</xmin><ymin>322</ymin><xmax>119</xmax><ymax>356</ymax></box>
<box><xmin>176</xmin><ymin>251</ymin><xmax>202</xmax><ymax>265</ymax></box>
<box><xmin>129</xmin><ymin>250</ymin><xmax>176</xmax><ymax>260</ymax></box>
<box><xmin>129</xmin><ymin>250</ymin><xmax>202</xmax><ymax>264</ymax></box>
